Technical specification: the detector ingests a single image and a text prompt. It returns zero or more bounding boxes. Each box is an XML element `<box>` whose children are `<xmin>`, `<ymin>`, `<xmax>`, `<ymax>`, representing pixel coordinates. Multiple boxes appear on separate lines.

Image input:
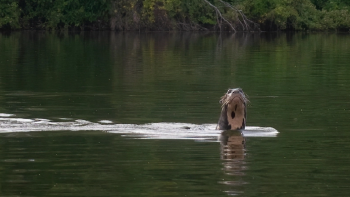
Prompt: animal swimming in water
<box><xmin>216</xmin><ymin>88</ymin><xmax>248</xmax><ymax>130</ymax></box>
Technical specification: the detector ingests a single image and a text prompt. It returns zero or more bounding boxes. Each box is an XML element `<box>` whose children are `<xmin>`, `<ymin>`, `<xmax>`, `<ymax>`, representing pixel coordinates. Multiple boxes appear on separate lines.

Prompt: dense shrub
<box><xmin>243</xmin><ymin>0</ymin><xmax>350</xmax><ymax>31</ymax></box>
<box><xmin>0</xmin><ymin>0</ymin><xmax>349</xmax><ymax>31</ymax></box>
<box><xmin>0</xmin><ymin>0</ymin><xmax>20</xmax><ymax>29</ymax></box>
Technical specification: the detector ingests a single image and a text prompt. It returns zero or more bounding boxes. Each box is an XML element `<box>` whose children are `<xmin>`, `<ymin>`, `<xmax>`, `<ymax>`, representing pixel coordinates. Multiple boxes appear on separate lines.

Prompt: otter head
<box><xmin>216</xmin><ymin>88</ymin><xmax>248</xmax><ymax>130</ymax></box>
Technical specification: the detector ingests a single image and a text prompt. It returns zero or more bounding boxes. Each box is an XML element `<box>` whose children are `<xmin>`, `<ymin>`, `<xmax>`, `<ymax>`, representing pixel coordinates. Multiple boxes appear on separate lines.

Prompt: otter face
<box><xmin>216</xmin><ymin>88</ymin><xmax>248</xmax><ymax>130</ymax></box>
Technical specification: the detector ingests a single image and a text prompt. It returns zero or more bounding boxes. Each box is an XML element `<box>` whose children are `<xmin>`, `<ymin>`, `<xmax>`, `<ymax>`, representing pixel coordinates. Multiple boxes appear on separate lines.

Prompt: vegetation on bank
<box><xmin>1</xmin><ymin>0</ymin><xmax>350</xmax><ymax>31</ymax></box>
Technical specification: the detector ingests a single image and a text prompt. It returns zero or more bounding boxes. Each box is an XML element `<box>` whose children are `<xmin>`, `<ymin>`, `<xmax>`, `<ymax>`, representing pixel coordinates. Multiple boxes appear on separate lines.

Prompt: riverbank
<box><xmin>1</xmin><ymin>0</ymin><xmax>350</xmax><ymax>32</ymax></box>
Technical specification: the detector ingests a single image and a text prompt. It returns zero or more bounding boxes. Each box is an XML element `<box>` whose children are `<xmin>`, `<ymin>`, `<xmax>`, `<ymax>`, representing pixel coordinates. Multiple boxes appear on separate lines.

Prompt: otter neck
<box><xmin>217</xmin><ymin>105</ymin><xmax>231</xmax><ymax>130</ymax></box>
<box><xmin>217</xmin><ymin>99</ymin><xmax>246</xmax><ymax>130</ymax></box>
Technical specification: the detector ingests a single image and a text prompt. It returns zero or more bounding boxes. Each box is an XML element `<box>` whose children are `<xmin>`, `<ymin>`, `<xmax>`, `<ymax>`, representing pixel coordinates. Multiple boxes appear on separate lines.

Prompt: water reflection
<box><xmin>220</xmin><ymin>130</ymin><xmax>245</xmax><ymax>160</ymax></box>
<box><xmin>219</xmin><ymin>130</ymin><xmax>246</xmax><ymax>195</ymax></box>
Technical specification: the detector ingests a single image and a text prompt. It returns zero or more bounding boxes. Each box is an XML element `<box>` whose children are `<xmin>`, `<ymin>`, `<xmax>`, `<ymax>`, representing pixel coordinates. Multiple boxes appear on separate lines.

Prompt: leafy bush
<box><xmin>321</xmin><ymin>9</ymin><xmax>350</xmax><ymax>30</ymax></box>
<box><xmin>243</xmin><ymin>0</ymin><xmax>349</xmax><ymax>31</ymax></box>
<box><xmin>0</xmin><ymin>0</ymin><xmax>350</xmax><ymax>31</ymax></box>
<box><xmin>265</xmin><ymin>0</ymin><xmax>322</xmax><ymax>30</ymax></box>
<box><xmin>18</xmin><ymin>0</ymin><xmax>109</xmax><ymax>29</ymax></box>
<box><xmin>109</xmin><ymin>0</ymin><xmax>141</xmax><ymax>30</ymax></box>
<box><xmin>140</xmin><ymin>0</ymin><xmax>216</xmax><ymax>30</ymax></box>
<box><xmin>0</xmin><ymin>1</ymin><xmax>20</xmax><ymax>29</ymax></box>
<box><xmin>311</xmin><ymin>0</ymin><xmax>350</xmax><ymax>10</ymax></box>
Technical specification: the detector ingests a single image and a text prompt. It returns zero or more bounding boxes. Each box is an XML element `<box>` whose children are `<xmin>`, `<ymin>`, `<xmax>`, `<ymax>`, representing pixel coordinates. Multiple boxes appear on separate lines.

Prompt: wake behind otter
<box><xmin>0</xmin><ymin>114</ymin><xmax>278</xmax><ymax>140</ymax></box>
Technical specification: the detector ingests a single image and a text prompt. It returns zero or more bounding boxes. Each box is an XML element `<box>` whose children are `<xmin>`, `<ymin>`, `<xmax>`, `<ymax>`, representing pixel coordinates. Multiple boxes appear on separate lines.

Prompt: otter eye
<box><xmin>227</xmin><ymin>89</ymin><xmax>232</xmax><ymax>94</ymax></box>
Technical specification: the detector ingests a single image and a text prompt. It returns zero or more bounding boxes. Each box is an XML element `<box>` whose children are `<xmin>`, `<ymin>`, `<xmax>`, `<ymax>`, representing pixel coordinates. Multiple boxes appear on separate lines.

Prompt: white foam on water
<box><xmin>243</xmin><ymin>126</ymin><xmax>279</xmax><ymax>137</ymax></box>
<box><xmin>98</xmin><ymin>120</ymin><xmax>113</xmax><ymax>124</ymax></box>
<box><xmin>0</xmin><ymin>113</ymin><xmax>15</xmax><ymax>117</ymax></box>
<box><xmin>0</xmin><ymin>116</ymin><xmax>279</xmax><ymax>140</ymax></box>
<box><xmin>0</xmin><ymin>118</ymin><xmax>34</xmax><ymax>123</ymax></box>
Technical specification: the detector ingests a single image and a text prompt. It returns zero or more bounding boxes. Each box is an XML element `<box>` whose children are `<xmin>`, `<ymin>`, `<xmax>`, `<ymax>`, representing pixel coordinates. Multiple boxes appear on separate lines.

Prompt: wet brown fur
<box><xmin>216</xmin><ymin>88</ymin><xmax>248</xmax><ymax>130</ymax></box>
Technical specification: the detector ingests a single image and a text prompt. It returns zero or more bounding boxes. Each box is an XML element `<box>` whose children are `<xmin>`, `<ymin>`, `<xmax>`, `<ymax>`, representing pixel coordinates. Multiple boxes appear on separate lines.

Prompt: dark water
<box><xmin>0</xmin><ymin>31</ymin><xmax>350</xmax><ymax>196</ymax></box>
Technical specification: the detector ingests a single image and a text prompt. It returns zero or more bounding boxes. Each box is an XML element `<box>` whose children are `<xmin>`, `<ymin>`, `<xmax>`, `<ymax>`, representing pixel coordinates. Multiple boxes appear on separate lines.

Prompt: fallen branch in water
<box><xmin>218</xmin><ymin>0</ymin><xmax>260</xmax><ymax>31</ymax></box>
<box><xmin>203</xmin><ymin>0</ymin><xmax>260</xmax><ymax>32</ymax></box>
<box><xmin>203</xmin><ymin>0</ymin><xmax>236</xmax><ymax>32</ymax></box>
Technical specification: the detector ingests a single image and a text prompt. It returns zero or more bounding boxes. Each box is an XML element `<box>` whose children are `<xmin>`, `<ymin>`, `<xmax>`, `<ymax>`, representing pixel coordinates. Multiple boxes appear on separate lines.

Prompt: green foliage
<box><xmin>15</xmin><ymin>0</ymin><xmax>109</xmax><ymax>29</ymax></box>
<box><xmin>109</xmin><ymin>0</ymin><xmax>141</xmax><ymax>30</ymax></box>
<box><xmin>265</xmin><ymin>0</ymin><xmax>321</xmax><ymax>30</ymax></box>
<box><xmin>320</xmin><ymin>9</ymin><xmax>350</xmax><ymax>30</ymax></box>
<box><xmin>0</xmin><ymin>0</ymin><xmax>20</xmax><ymax>29</ymax></box>
<box><xmin>243</xmin><ymin>0</ymin><xmax>278</xmax><ymax>21</ymax></box>
<box><xmin>311</xmin><ymin>0</ymin><xmax>350</xmax><ymax>10</ymax></box>
<box><xmin>243</xmin><ymin>0</ymin><xmax>350</xmax><ymax>31</ymax></box>
<box><xmin>165</xmin><ymin>0</ymin><xmax>216</xmax><ymax>25</ymax></box>
<box><xmin>139</xmin><ymin>0</ymin><xmax>216</xmax><ymax>29</ymax></box>
<box><xmin>0</xmin><ymin>0</ymin><xmax>350</xmax><ymax>31</ymax></box>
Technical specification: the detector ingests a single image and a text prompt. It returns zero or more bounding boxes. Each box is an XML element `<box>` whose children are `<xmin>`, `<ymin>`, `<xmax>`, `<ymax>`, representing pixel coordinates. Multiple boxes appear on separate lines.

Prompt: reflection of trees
<box><xmin>108</xmin><ymin>32</ymin><xmax>255</xmax><ymax>124</ymax></box>
<box><xmin>0</xmin><ymin>32</ymin><xmax>20</xmax><ymax>113</ymax></box>
<box><xmin>0</xmin><ymin>32</ymin><xmax>115</xmax><ymax>120</ymax></box>
<box><xmin>1</xmin><ymin>31</ymin><xmax>350</xmax><ymax>128</ymax></box>
<box><xmin>107</xmin><ymin>32</ymin><xmax>350</xmax><ymax>127</ymax></box>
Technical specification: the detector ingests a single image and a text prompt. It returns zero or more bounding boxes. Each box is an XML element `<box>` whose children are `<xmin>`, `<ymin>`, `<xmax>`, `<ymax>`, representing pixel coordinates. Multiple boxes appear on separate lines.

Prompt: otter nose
<box><xmin>227</xmin><ymin>88</ymin><xmax>241</xmax><ymax>94</ymax></box>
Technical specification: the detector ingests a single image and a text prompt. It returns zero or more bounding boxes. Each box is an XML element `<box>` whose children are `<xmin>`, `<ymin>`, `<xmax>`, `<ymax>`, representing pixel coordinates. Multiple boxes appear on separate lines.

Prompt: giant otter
<box><xmin>216</xmin><ymin>88</ymin><xmax>248</xmax><ymax>130</ymax></box>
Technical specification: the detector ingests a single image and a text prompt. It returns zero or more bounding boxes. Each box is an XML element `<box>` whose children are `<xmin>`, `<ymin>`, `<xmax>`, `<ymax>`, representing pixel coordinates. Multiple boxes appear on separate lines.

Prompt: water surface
<box><xmin>0</xmin><ymin>32</ymin><xmax>350</xmax><ymax>196</ymax></box>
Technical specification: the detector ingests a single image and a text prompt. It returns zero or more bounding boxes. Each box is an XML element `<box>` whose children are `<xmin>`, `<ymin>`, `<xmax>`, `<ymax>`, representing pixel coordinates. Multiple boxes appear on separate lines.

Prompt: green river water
<box><xmin>0</xmin><ymin>31</ymin><xmax>349</xmax><ymax>196</ymax></box>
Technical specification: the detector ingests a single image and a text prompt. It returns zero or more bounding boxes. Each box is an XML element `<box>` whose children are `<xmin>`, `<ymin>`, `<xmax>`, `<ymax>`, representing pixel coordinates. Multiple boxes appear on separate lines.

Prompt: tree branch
<box><xmin>203</xmin><ymin>0</ymin><xmax>236</xmax><ymax>32</ymax></box>
<box><xmin>218</xmin><ymin>0</ymin><xmax>260</xmax><ymax>31</ymax></box>
<box><xmin>203</xmin><ymin>0</ymin><xmax>260</xmax><ymax>32</ymax></box>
